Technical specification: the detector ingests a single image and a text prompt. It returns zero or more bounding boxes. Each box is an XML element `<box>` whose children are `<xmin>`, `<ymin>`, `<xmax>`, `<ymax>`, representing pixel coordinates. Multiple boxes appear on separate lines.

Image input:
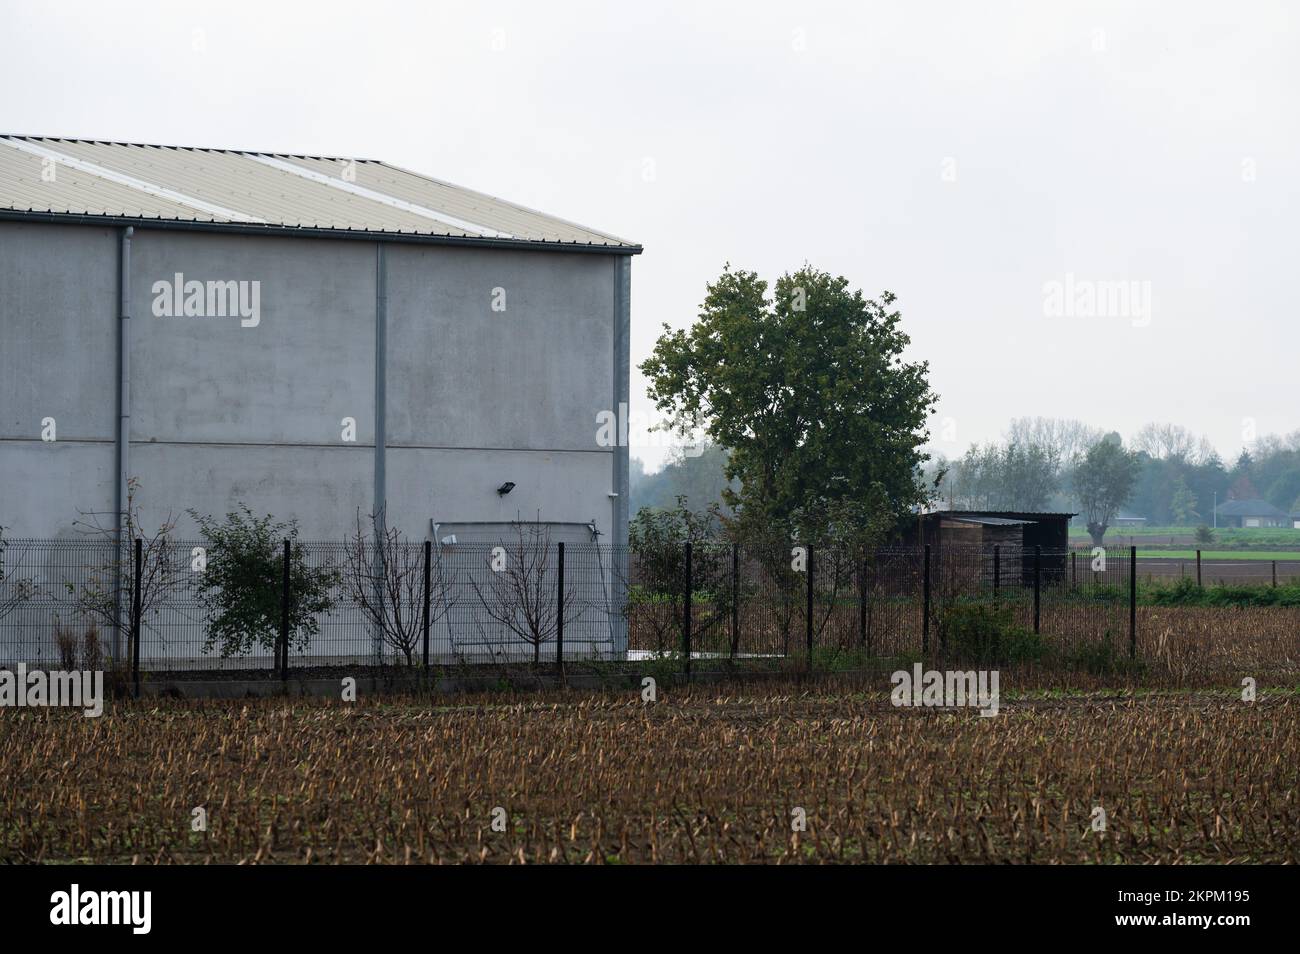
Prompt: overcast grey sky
<box><xmin>5</xmin><ymin>0</ymin><xmax>1296</xmax><ymax>471</ymax></box>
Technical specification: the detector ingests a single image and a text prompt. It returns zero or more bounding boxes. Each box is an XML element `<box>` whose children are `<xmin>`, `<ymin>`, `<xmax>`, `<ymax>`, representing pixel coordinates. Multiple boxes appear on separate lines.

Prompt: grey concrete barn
<box><xmin>0</xmin><ymin>136</ymin><xmax>638</xmax><ymax>661</ymax></box>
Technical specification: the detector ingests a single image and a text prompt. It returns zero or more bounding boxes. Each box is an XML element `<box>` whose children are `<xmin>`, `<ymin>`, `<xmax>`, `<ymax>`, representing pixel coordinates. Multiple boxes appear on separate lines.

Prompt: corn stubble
<box><xmin>2</xmin><ymin>681</ymin><xmax>1295</xmax><ymax>864</ymax></box>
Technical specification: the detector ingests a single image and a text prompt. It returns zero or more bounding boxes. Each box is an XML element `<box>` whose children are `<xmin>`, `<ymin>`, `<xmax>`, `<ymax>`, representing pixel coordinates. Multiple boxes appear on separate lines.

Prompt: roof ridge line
<box><xmin>0</xmin><ymin>134</ymin><xmax>380</xmax><ymax>163</ymax></box>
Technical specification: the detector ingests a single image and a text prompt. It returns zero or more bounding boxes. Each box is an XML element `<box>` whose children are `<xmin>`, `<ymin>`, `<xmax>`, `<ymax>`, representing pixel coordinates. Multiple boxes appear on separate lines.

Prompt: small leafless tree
<box><xmin>0</xmin><ymin>526</ymin><xmax>35</xmax><ymax>624</ymax></box>
<box><xmin>67</xmin><ymin>479</ymin><xmax>180</xmax><ymax>660</ymax></box>
<box><xmin>469</xmin><ymin>521</ymin><xmax>577</xmax><ymax>667</ymax></box>
<box><xmin>344</xmin><ymin>513</ymin><xmax>457</xmax><ymax>666</ymax></box>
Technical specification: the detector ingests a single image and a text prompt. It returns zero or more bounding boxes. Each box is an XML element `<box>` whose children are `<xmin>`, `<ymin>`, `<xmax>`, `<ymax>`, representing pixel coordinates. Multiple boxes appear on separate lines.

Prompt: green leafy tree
<box><xmin>188</xmin><ymin>506</ymin><xmax>338</xmax><ymax>658</ymax></box>
<box><xmin>1170</xmin><ymin>476</ymin><xmax>1199</xmax><ymax>525</ymax></box>
<box><xmin>999</xmin><ymin>441</ymin><xmax>1058</xmax><ymax>511</ymax></box>
<box><xmin>1074</xmin><ymin>440</ymin><xmax>1141</xmax><ymax>546</ymax></box>
<box><xmin>641</xmin><ymin>265</ymin><xmax>936</xmax><ymax>543</ymax></box>
<box><xmin>627</xmin><ymin>498</ymin><xmax>727</xmax><ymax>655</ymax></box>
<box><xmin>943</xmin><ymin>439</ymin><xmax>1059</xmax><ymax>511</ymax></box>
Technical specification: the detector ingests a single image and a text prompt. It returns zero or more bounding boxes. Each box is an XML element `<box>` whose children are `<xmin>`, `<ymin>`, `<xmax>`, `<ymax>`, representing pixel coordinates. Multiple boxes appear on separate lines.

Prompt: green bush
<box><xmin>938</xmin><ymin>604</ymin><xmax>1044</xmax><ymax>666</ymax></box>
<box><xmin>1147</xmin><ymin>577</ymin><xmax>1300</xmax><ymax>607</ymax></box>
<box><xmin>189</xmin><ymin>506</ymin><xmax>339</xmax><ymax>658</ymax></box>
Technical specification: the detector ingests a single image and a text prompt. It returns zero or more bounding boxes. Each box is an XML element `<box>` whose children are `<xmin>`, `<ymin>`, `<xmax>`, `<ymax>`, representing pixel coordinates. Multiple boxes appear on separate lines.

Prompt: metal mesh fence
<box><xmin>0</xmin><ymin>538</ymin><xmax>626</xmax><ymax>671</ymax></box>
<box><xmin>1</xmin><ymin>536</ymin><xmax>1296</xmax><ymax>674</ymax></box>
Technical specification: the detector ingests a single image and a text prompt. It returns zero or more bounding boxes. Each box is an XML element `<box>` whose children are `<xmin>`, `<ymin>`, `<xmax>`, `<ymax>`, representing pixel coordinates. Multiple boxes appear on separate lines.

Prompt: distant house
<box><xmin>1215</xmin><ymin>499</ymin><xmax>1290</xmax><ymax>529</ymax></box>
<box><xmin>1113</xmin><ymin>514</ymin><xmax>1147</xmax><ymax>527</ymax></box>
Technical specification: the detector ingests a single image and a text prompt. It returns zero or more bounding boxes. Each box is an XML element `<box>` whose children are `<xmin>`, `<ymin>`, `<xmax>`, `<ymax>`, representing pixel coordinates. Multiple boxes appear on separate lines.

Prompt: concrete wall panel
<box><xmin>384</xmin><ymin>446</ymin><xmax>613</xmax><ymax>540</ymax></box>
<box><xmin>386</xmin><ymin>245</ymin><xmax>613</xmax><ymax>451</ymax></box>
<box><xmin>131</xmin><ymin>442</ymin><xmax>373</xmax><ymax>539</ymax></box>
<box><xmin>0</xmin><ymin>441</ymin><xmax>114</xmax><ymax>537</ymax></box>
<box><xmin>129</xmin><ymin>230</ymin><xmax>376</xmax><ymax>446</ymax></box>
<box><xmin>0</xmin><ymin>223</ymin><xmax>117</xmax><ymax>442</ymax></box>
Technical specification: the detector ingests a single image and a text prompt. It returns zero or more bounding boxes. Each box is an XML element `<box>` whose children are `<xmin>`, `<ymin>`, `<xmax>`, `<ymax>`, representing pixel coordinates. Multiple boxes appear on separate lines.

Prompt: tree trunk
<box><xmin>1087</xmin><ymin>522</ymin><xmax>1107</xmax><ymax>547</ymax></box>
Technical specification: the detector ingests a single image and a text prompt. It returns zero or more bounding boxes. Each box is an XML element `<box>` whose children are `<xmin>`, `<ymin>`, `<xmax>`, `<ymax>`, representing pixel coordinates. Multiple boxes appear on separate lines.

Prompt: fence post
<box><xmin>1129</xmin><ymin>545</ymin><xmax>1137</xmax><ymax>660</ymax></box>
<box><xmin>922</xmin><ymin>544</ymin><xmax>931</xmax><ymax>655</ymax></box>
<box><xmin>280</xmin><ymin>539</ymin><xmax>290</xmax><ymax>683</ymax></box>
<box><xmin>132</xmin><ymin>537</ymin><xmax>142</xmax><ymax>699</ymax></box>
<box><xmin>1071</xmin><ymin>550</ymin><xmax>1077</xmax><ymax>589</ymax></box>
<box><xmin>1196</xmin><ymin>549</ymin><xmax>1202</xmax><ymax>587</ymax></box>
<box><xmin>422</xmin><ymin>540</ymin><xmax>431</xmax><ymax>671</ymax></box>
<box><xmin>992</xmin><ymin>545</ymin><xmax>1000</xmax><ymax>604</ymax></box>
<box><xmin>556</xmin><ymin>541</ymin><xmax>565</xmax><ymax>674</ymax></box>
<box><xmin>1033</xmin><ymin>545</ymin><xmax>1041</xmax><ymax>635</ymax></box>
<box><xmin>1272</xmin><ymin>560</ymin><xmax>1278</xmax><ymax>588</ymax></box>
<box><xmin>683</xmin><ymin>542</ymin><xmax>692</xmax><ymax>682</ymax></box>
<box><xmin>805</xmin><ymin>545</ymin><xmax>814</xmax><ymax>671</ymax></box>
<box><xmin>858</xmin><ymin>558</ymin><xmax>867</xmax><ymax>650</ymax></box>
<box><xmin>730</xmin><ymin>543</ymin><xmax>739</xmax><ymax>659</ymax></box>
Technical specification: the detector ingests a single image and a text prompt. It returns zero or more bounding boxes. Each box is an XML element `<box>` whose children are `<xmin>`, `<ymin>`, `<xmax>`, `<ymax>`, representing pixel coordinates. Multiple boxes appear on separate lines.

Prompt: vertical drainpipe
<box><xmin>372</xmin><ymin>243</ymin><xmax>388</xmax><ymax>661</ymax></box>
<box><xmin>113</xmin><ymin>226</ymin><xmax>133</xmax><ymax>663</ymax></box>
<box><xmin>611</xmin><ymin>255</ymin><xmax>631</xmax><ymax>657</ymax></box>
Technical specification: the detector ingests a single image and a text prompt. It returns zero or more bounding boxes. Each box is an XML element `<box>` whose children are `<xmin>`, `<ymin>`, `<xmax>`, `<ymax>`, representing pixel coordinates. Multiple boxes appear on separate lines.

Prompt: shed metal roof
<box><xmin>0</xmin><ymin>136</ymin><xmax>639</xmax><ymax>252</ymax></box>
<box><xmin>932</xmin><ymin>510</ymin><xmax>1078</xmax><ymax>520</ymax></box>
<box><xmin>939</xmin><ymin>515</ymin><xmax>1035</xmax><ymax>526</ymax></box>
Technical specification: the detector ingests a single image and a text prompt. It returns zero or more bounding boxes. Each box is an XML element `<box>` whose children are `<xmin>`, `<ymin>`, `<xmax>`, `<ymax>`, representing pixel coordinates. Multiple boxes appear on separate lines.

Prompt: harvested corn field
<box><xmin>2</xmin><ymin>680</ymin><xmax>1296</xmax><ymax>864</ymax></box>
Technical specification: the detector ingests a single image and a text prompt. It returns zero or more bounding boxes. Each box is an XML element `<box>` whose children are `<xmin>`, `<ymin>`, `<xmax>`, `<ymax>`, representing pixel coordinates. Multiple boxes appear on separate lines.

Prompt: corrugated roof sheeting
<box><xmin>0</xmin><ymin>136</ymin><xmax>638</xmax><ymax>250</ymax></box>
<box><xmin>0</xmin><ymin>153</ymin><xmax>211</xmax><ymax>221</ymax></box>
<box><xmin>281</xmin><ymin>155</ymin><xmax>624</xmax><ymax>245</ymax></box>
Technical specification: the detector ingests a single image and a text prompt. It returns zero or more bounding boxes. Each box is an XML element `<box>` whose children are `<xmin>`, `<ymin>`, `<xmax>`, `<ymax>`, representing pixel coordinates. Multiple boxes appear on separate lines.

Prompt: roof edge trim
<box><xmin>0</xmin><ymin>209</ymin><xmax>644</xmax><ymax>254</ymax></box>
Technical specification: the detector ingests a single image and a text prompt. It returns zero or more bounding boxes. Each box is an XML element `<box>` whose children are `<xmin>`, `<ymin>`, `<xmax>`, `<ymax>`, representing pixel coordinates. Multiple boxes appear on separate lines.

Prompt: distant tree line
<box><xmin>929</xmin><ymin>418</ymin><xmax>1300</xmax><ymax>536</ymax></box>
<box><xmin>634</xmin><ymin>416</ymin><xmax>1300</xmax><ymax>547</ymax></box>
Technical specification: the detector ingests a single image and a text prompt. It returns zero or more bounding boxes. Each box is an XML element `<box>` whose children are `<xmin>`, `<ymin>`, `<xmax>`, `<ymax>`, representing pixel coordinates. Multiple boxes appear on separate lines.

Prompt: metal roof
<box><xmin>0</xmin><ymin>136</ymin><xmax>640</xmax><ymax>253</ymax></box>
<box><xmin>1215</xmin><ymin>498</ymin><xmax>1289</xmax><ymax>518</ymax></box>
<box><xmin>939</xmin><ymin>515</ymin><xmax>1035</xmax><ymax>526</ymax></box>
<box><xmin>931</xmin><ymin>510</ymin><xmax>1078</xmax><ymax>520</ymax></box>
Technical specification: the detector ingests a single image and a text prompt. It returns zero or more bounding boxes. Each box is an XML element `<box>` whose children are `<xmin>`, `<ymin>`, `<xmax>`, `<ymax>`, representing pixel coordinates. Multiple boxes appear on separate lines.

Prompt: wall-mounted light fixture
<box><xmin>497</xmin><ymin>481</ymin><xmax>516</xmax><ymax>496</ymax></box>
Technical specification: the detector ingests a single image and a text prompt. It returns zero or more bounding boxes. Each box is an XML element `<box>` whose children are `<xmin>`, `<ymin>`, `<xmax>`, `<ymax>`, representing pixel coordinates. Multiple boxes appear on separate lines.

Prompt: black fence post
<box><xmin>922</xmin><ymin>544</ymin><xmax>931</xmax><ymax>655</ymax></box>
<box><xmin>730</xmin><ymin>543</ymin><xmax>739</xmax><ymax>659</ymax></box>
<box><xmin>683</xmin><ymin>542</ymin><xmax>692</xmax><ymax>682</ymax></box>
<box><xmin>992</xmin><ymin>545</ymin><xmax>1000</xmax><ymax>604</ymax></box>
<box><xmin>422</xmin><ymin>540</ymin><xmax>431</xmax><ymax>671</ymax></box>
<box><xmin>1129</xmin><ymin>545</ymin><xmax>1137</xmax><ymax>660</ymax></box>
<box><xmin>556</xmin><ymin>541</ymin><xmax>565</xmax><ymax>674</ymax></box>
<box><xmin>1033</xmin><ymin>545</ymin><xmax>1041</xmax><ymax>635</ymax></box>
<box><xmin>1196</xmin><ymin>549</ymin><xmax>1202</xmax><ymax>587</ymax></box>
<box><xmin>132</xmin><ymin>537</ymin><xmax>142</xmax><ymax>699</ymax></box>
<box><xmin>857</xmin><ymin>559</ymin><xmax>867</xmax><ymax>650</ymax></box>
<box><xmin>1071</xmin><ymin>550</ymin><xmax>1077</xmax><ymax>589</ymax></box>
<box><xmin>280</xmin><ymin>539</ymin><xmax>290</xmax><ymax>683</ymax></box>
<box><xmin>805</xmin><ymin>545</ymin><xmax>814</xmax><ymax>671</ymax></box>
<box><xmin>1272</xmin><ymin>560</ymin><xmax>1278</xmax><ymax>588</ymax></box>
